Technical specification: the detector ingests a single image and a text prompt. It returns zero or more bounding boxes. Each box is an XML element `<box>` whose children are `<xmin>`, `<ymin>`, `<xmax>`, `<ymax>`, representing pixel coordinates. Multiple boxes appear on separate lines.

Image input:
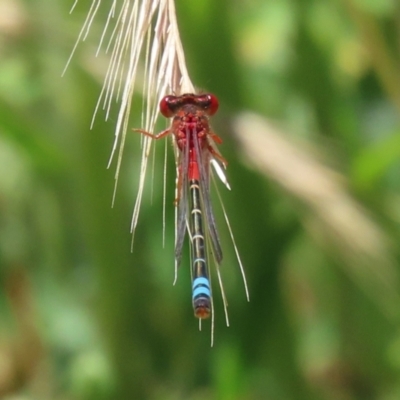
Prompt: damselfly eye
<box><xmin>159</xmin><ymin>95</ymin><xmax>176</xmax><ymax>117</ymax></box>
<box><xmin>204</xmin><ymin>94</ymin><xmax>219</xmax><ymax>116</ymax></box>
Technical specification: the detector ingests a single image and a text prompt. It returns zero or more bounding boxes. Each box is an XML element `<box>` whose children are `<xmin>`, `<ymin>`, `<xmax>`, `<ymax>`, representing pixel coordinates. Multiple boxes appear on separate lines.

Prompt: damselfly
<box><xmin>135</xmin><ymin>93</ymin><xmax>249</xmax><ymax>337</ymax></box>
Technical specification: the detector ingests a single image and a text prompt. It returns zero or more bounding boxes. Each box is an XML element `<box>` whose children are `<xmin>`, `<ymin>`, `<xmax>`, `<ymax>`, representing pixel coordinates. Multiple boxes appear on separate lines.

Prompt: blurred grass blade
<box><xmin>234</xmin><ymin>112</ymin><xmax>400</xmax><ymax>320</ymax></box>
<box><xmin>68</xmin><ymin>0</ymin><xmax>194</xmax><ymax>239</ymax></box>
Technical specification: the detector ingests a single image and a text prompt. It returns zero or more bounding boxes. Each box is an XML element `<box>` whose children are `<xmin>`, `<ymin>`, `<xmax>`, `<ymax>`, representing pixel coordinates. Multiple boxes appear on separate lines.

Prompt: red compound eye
<box><xmin>159</xmin><ymin>95</ymin><xmax>176</xmax><ymax>117</ymax></box>
<box><xmin>204</xmin><ymin>94</ymin><xmax>219</xmax><ymax>116</ymax></box>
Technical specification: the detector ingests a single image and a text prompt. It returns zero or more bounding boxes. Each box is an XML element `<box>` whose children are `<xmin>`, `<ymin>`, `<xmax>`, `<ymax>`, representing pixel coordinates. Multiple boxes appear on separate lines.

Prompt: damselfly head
<box><xmin>195</xmin><ymin>94</ymin><xmax>219</xmax><ymax>116</ymax></box>
<box><xmin>159</xmin><ymin>95</ymin><xmax>177</xmax><ymax>117</ymax></box>
<box><xmin>159</xmin><ymin>93</ymin><xmax>219</xmax><ymax>118</ymax></box>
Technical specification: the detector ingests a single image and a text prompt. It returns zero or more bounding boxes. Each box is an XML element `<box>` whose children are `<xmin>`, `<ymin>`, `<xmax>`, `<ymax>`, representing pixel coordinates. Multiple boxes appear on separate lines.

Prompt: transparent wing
<box><xmin>174</xmin><ymin>134</ymin><xmax>189</xmax><ymax>267</ymax></box>
<box><xmin>192</xmin><ymin>128</ymin><xmax>223</xmax><ymax>264</ymax></box>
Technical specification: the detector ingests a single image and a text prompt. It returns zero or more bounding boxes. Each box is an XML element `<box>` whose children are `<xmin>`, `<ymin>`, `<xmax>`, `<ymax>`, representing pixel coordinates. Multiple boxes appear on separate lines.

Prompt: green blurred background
<box><xmin>1</xmin><ymin>0</ymin><xmax>400</xmax><ymax>399</ymax></box>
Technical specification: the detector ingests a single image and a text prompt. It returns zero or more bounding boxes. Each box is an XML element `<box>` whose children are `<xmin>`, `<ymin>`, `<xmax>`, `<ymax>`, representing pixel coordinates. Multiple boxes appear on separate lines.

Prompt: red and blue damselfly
<box><xmin>135</xmin><ymin>93</ymin><xmax>249</xmax><ymax>340</ymax></box>
<box><xmin>65</xmin><ymin>0</ymin><xmax>248</xmax><ymax>343</ymax></box>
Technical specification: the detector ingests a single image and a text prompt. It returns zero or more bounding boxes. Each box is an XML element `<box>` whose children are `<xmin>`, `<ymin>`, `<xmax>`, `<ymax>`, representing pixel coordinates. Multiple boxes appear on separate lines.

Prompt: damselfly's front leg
<box><xmin>208</xmin><ymin>145</ymin><xmax>228</xmax><ymax>166</ymax></box>
<box><xmin>132</xmin><ymin>128</ymin><xmax>171</xmax><ymax>140</ymax></box>
<box><xmin>206</xmin><ymin>132</ymin><xmax>227</xmax><ymax>165</ymax></box>
<box><xmin>209</xmin><ymin>131</ymin><xmax>223</xmax><ymax>144</ymax></box>
<box><xmin>134</xmin><ymin>127</ymin><xmax>183</xmax><ymax>205</ymax></box>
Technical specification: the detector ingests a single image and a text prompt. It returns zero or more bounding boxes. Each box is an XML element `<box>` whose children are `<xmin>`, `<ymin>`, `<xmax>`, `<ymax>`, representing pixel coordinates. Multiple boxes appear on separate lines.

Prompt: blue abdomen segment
<box><xmin>192</xmin><ymin>276</ymin><xmax>211</xmax><ymax>299</ymax></box>
<box><xmin>192</xmin><ymin>276</ymin><xmax>211</xmax><ymax>319</ymax></box>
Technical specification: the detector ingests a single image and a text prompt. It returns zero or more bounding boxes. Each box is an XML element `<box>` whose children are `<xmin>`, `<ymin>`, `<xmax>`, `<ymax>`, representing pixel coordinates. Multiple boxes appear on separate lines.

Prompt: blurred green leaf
<box><xmin>351</xmin><ymin>130</ymin><xmax>400</xmax><ymax>190</ymax></box>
